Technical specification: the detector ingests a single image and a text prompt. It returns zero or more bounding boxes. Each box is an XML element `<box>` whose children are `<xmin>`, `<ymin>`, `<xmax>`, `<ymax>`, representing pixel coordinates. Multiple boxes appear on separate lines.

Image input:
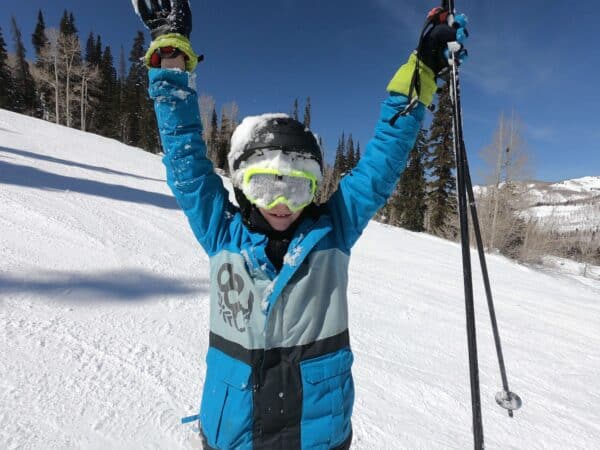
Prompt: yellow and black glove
<box><xmin>387</xmin><ymin>53</ymin><xmax>437</xmax><ymax>108</ymax></box>
<box><xmin>388</xmin><ymin>8</ymin><xmax>468</xmax><ymax>108</ymax></box>
<box><xmin>132</xmin><ymin>0</ymin><xmax>201</xmax><ymax>72</ymax></box>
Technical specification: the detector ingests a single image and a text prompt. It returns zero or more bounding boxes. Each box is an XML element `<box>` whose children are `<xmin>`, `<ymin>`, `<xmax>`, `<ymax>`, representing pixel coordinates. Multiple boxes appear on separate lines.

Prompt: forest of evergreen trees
<box><xmin>1</xmin><ymin>11</ymin><xmax>158</xmax><ymax>151</ymax></box>
<box><xmin>0</xmin><ymin>10</ymin><xmax>460</xmax><ymax>237</ymax></box>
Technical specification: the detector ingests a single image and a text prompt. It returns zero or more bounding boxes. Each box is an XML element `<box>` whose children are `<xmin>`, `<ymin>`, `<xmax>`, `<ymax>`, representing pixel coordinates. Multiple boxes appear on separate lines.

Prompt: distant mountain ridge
<box><xmin>520</xmin><ymin>176</ymin><xmax>599</xmax><ymax>232</ymax></box>
<box><xmin>475</xmin><ymin>176</ymin><xmax>600</xmax><ymax>233</ymax></box>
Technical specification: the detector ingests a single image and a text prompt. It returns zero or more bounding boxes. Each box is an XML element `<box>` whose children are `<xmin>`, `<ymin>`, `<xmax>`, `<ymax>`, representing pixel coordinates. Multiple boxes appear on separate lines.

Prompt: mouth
<box><xmin>267</xmin><ymin>212</ymin><xmax>292</xmax><ymax>218</ymax></box>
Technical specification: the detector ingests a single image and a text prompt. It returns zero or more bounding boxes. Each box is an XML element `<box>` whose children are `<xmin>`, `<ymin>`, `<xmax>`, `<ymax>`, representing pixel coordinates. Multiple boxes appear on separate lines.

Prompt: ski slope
<box><xmin>1</xmin><ymin>109</ymin><xmax>599</xmax><ymax>449</ymax></box>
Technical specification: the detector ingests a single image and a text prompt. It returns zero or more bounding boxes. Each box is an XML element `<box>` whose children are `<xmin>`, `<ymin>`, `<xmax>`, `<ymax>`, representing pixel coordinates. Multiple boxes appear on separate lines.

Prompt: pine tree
<box><xmin>0</xmin><ymin>26</ymin><xmax>12</xmax><ymax>109</ymax></box>
<box><xmin>303</xmin><ymin>96</ymin><xmax>311</xmax><ymax>128</ymax></box>
<box><xmin>292</xmin><ymin>98</ymin><xmax>299</xmax><ymax>121</ymax></box>
<box><xmin>426</xmin><ymin>79</ymin><xmax>457</xmax><ymax>237</ymax></box>
<box><xmin>30</xmin><ymin>11</ymin><xmax>50</xmax><ymax>119</ymax></box>
<box><xmin>216</xmin><ymin>107</ymin><xmax>231</xmax><ymax>170</ymax></box>
<box><xmin>95</xmin><ymin>35</ymin><xmax>102</xmax><ymax>65</ymax></box>
<box><xmin>116</xmin><ymin>45</ymin><xmax>127</xmax><ymax>139</ymax></box>
<box><xmin>59</xmin><ymin>11</ymin><xmax>69</xmax><ymax>34</ymax></box>
<box><xmin>396</xmin><ymin>129</ymin><xmax>427</xmax><ymax>231</ymax></box>
<box><xmin>69</xmin><ymin>12</ymin><xmax>77</xmax><ymax>34</ymax></box>
<box><xmin>345</xmin><ymin>134</ymin><xmax>355</xmax><ymax>170</ymax></box>
<box><xmin>79</xmin><ymin>32</ymin><xmax>99</xmax><ymax>129</ymax></box>
<box><xmin>85</xmin><ymin>32</ymin><xmax>98</xmax><ymax>65</ymax></box>
<box><xmin>333</xmin><ymin>132</ymin><xmax>346</xmax><ymax>183</ymax></box>
<box><xmin>10</xmin><ymin>17</ymin><xmax>38</xmax><ymax>115</ymax></box>
<box><xmin>31</xmin><ymin>10</ymin><xmax>48</xmax><ymax>60</ymax></box>
<box><xmin>118</xmin><ymin>45</ymin><xmax>126</xmax><ymax>83</ymax></box>
<box><xmin>123</xmin><ymin>31</ymin><xmax>158</xmax><ymax>152</ymax></box>
<box><xmin>59</xmin><ymin>11</ymin><xmax>77</xmax><ymax>36</ymax></box>
<box><xmin>123</xmin><ymin>33</ymin><xmax>144</xmax><ymax>145</ymax></box>
<box><xmin>208</xmin><ymin>107</ymin><xmax>219</xmax><ymax>163</ymax></box>
<box><xmin>95</xmin><ymin>45</ymin><xmax>119</xmax><ymax>138</ymax></box>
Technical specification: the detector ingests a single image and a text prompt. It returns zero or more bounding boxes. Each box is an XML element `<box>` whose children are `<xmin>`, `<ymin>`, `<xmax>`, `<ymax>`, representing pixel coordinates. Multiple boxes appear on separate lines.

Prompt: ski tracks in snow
<box><xmin>2</xmin><ymin>298</ymin><xmax>209</xmax><ymax>450</ymax></box>
<box><xmin>2</xmin><ymin>110</ymin><xmax>600</xmax><ymax>449</ymax></box>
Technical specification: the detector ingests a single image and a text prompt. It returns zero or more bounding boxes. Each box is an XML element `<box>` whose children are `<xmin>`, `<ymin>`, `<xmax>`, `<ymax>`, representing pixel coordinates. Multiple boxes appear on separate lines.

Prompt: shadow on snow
<box><xmin>0</xmin><ymin>153</ymin><xmax>179</xmax><ymax>210</ymax></box>
<box><xmin>0</xmin><ymin>145</ymin><xmax>165</xmax><ymax>182</ymax></box>
<box><xmin>0</xmin><ymin>269</ymin><xmax>208</xmax><ymax>302</ymax></box>
<box><xmin>0</xmin><ymin>126</ymin><xmax>20</xmax><ymax>134</ymax></box>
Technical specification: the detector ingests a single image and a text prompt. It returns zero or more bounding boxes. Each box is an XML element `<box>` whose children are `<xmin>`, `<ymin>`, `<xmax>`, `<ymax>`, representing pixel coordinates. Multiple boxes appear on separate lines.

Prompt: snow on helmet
<box><xmin>228</xmin><ymin>113</ymin><xmax>323</xmax><ymax>189</ymax></box>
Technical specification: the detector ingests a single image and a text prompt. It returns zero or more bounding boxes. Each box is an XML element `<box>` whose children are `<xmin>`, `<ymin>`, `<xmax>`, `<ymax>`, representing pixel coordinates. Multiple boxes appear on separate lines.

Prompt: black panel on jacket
<box><xmin>208</xmin><ymin>331</ymin><xmax>351</xmax><ymax>450</ymax></box>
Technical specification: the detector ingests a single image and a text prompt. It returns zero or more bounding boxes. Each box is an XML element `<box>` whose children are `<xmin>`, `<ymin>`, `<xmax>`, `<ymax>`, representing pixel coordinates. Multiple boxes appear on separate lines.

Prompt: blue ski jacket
<box><xmin>149</xmin><ymin>68</ymin><xmax>424</xmax><ymax>450</ymax></box>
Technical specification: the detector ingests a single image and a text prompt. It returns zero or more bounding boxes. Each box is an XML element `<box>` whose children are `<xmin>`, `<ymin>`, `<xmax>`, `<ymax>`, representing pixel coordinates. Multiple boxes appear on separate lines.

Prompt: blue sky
<box><xmin>2</xmin><ymin>0</ymin><xmax>599</xmax><ymax>182</ymax></box>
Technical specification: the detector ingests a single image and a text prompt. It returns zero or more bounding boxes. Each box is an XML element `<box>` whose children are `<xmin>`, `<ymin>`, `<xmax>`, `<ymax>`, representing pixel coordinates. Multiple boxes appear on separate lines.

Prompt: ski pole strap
<box><xmin>387</xmin><ymin>53</ymin><xmax>436</xmax><ymax>124</ymax></box>
<box><xmin>181</xmin><ymin>414</ymin><xmax>200</xmax><ymax>425</ymax></box>
<box><xmin>387</xmin><ymin>53</ymin><xmax>436</xmax><ymax>106</ymax></box>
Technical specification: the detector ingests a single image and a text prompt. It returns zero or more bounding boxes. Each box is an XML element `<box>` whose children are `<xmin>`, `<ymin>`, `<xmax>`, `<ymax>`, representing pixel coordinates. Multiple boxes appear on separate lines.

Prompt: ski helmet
<box><xmin>228</xmin><ymin>114</ymin><xmax>323</xmax><ymax>213</ymax></box>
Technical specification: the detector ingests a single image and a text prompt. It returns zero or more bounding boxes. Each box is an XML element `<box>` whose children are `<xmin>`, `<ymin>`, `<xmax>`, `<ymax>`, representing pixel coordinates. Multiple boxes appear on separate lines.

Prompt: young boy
<box><xmin>133</xmin><ymin>1</ymin><xmax>467</xmax><ymax>449</ymax></box>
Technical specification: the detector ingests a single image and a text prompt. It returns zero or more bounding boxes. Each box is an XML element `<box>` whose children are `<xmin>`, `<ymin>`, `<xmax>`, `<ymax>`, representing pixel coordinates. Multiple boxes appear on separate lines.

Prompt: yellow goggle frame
<box><xmin>241</xmin><ymin>168</ymin><xmax>318</xmax><ymax>212</ymax></box>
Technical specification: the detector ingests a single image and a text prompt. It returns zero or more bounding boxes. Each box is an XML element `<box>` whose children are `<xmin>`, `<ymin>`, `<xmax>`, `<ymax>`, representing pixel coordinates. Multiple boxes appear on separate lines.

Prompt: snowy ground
<box><xmin>1</xmin><ymin>109</ymin><xmax>600</xmax><ymax>449</ymax></box>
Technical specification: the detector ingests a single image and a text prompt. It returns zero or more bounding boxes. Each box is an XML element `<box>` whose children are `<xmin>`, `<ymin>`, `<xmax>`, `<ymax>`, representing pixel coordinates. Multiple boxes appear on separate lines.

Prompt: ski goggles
<box><xmin>241</xmin><ymin>168</ymin><xmax>318</xmax><ymax>212</ymax></box>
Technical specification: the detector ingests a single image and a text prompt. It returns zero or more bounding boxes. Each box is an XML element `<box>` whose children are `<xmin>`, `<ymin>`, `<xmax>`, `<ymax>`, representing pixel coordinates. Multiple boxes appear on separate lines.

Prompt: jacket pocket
<box><xmin>300</xmin><ymin>348</ymin><xmax>354</xmax><ymax>449</ymax></box>
<box><xmin>200</xmin><ymin>347</ymin><xmax>253</xmax><ymax>449</ymax></box>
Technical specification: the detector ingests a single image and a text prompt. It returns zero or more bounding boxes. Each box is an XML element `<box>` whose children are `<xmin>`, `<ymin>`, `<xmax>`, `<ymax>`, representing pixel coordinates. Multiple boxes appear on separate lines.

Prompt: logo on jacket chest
<box><xmin>217</xmin><ymin>263</ymin><xmax>254</xmax><ymax>333</ymax></box>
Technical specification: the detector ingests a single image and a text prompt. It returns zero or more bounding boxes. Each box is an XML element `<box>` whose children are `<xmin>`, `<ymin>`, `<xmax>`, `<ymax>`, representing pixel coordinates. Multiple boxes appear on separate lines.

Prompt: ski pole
<box><xmin>442</xmin><ymin>0</ymin><xmax>521</xmax><ymax>447</ymax></box>
<box><xmin>444</xmin><ymin>19</ymin><xmax>484</xmax><ymax>449</ymax></box>
<box><xmin>462</xmin><ymin>152</ymin><xmax>522</xmax><ymax>418</ymax></box>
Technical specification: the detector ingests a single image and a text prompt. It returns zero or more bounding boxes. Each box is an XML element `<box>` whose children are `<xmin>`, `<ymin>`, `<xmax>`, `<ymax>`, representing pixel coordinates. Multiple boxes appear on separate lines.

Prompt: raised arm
<box><xmin>326</xmin><ymin>69</ymin><xmax>427</xmax><ymax>251</ymax></box>
<box><xmin>149</xmin><ymin>67</ymin><xmax>235</xmax><ymax>254</ymax></box>
<box><xmin>327</xmin><ymin>9</ymin><xmax>469</xmax><ymax>250</ymax></box>
<box><xmin>134</xmin><ymin>0</ymin><xmax>234</xmax><ymax>255</ymax></box>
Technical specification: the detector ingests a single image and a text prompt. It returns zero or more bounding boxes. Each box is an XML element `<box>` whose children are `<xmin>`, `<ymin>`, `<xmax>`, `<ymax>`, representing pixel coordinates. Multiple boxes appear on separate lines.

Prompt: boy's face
<box><xmin>259</xmin><ymin>204</ymin><xmax>303</xmax><ymax>231</ymax></box>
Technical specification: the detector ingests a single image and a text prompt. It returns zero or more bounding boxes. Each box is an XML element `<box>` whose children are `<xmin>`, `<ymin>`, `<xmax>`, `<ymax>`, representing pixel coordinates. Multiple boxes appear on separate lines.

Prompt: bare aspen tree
<box><xmin>229</xmin><ymin>102</ymin><xmax>239</xmax><ymax>129</ymax></box>
<box><xmin>222</xmin><ymin>101</ymin><xmax>239</xmax><ymax>130</ymax></box>
<box><xmin>477</xmin><ymin>111</ymin><xmax>532</xmax><ymax>255</ymax></box>
<box><xmin>33</xmin><ymin>28</ymin><xmax>62</xmax><ymax>124</ymax></box>
<box><xmin>33</xmin><ymin>28</ymin><xmax>100</xmax><ymax>132</ymax></box>
<box><xmin>33</xmin><ymin>29</ymin><xmax>83</xmax><ymax>127</ymax></box>
<box><xmin>199</xmin><ymin>94</ymin><xmax>216</xmax><ymax>139</ymax></box>
<box><xmin>60</xmin><ymin>33</ymin><xmax>81</xmax><ymax>128</ymax></box>
<box><xmin>77</xmin><ymin>62</ymin><xmax>100</xmax><ymax>131</ymax></box>
<box><xmin>490</xmin><ymin>112</ymin><xmax>505</xmax><ymax>249</ymax></box>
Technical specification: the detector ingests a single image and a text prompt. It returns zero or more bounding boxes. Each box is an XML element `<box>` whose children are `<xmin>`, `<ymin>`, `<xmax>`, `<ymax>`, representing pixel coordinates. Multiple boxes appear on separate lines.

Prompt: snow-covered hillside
<box><xmin>521</xmin><ymin>177</ymin><xmax>600</xmax><ymax>232</ymax></box>
<box><xmin>1</xmin><ymin>109</ymin><xmax>600</xmax><ymax>449</ymax></box>
<box><xmin>476</xmin><ymin>177</ymin><xmax>600</xmax><ymax>233</ymax></box>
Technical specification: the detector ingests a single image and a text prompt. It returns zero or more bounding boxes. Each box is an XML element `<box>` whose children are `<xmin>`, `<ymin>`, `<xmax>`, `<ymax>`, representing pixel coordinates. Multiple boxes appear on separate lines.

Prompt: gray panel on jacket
<box><xmin>208</xmin><ymin>249</ymin><xmax>349</xmax><ymax>351</ymax></box>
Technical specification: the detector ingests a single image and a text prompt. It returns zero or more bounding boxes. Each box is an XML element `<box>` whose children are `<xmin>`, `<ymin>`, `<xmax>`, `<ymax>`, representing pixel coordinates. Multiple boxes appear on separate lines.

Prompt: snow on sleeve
<box><xmin>188</xmin><ymin>72</ymin><xmax>197</xmax><ymax>90</ymax></box>
<box><xmin>172</xmin><ymin>89</ymin><xmax>191</xmax><ymax>101</ymax></box>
